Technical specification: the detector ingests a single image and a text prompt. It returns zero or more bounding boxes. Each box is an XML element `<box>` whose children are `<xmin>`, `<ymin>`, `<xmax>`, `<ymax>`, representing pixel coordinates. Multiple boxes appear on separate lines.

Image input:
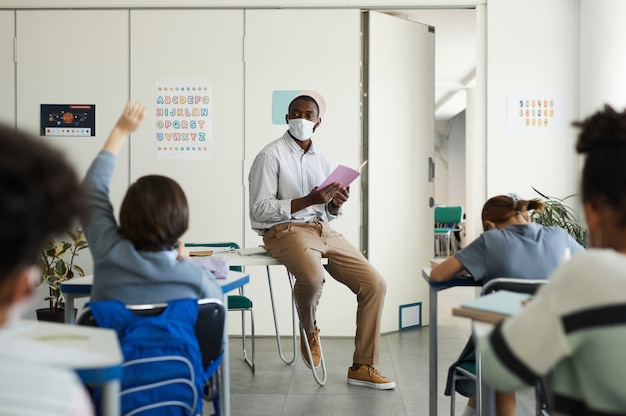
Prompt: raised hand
<box><xmin>116</xmin><ymin>100</ymin><xmax>146</xmax><ymax>135</ymax></box>
<box><xmin>103</xmin><ymin>99</ymin><xmax>146</xmax><ymax>155</ymax></box>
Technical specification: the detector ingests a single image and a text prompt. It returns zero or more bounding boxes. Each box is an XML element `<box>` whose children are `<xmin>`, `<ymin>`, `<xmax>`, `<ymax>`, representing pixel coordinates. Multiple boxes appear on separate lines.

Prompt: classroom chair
<box><xmin>186</xmin><ymin>242</ymin><xmax>255</xmax><ymax>372</ymax></box>
<box><xmin>434</xmin><ymin>206</ymin><xmax>463</xmax><ymax>257</ymax></box>
<box><xmin>449</xmin><ymin>278</ymin><xmax>552</xmax><ymax>416</ymax></box>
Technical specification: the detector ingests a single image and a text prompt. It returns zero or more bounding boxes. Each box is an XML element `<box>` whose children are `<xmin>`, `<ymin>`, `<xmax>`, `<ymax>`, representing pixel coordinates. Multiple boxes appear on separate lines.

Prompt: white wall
<box><xmin>580</xmin><ymin>0</ymin><xmax>626</xmax><ymax>118</ymax></box>
<box><xmin>447</xmin><ymin>111</ymin><xmax>466</xmax><ymax>207</ymax></box>
<box><xmin>0</xmin><ymin>11</ymin><xmax>14</xmax><ymax>127</ymax></box>
<box><xmin>486</xmin><ymin>0</ymin><xmax>581</xmax><ymax>212</ymax></box>
<box><xmin>434</xmin><ymin>121</ymin><xmax>450</xmax><ymax>205</ymax></box>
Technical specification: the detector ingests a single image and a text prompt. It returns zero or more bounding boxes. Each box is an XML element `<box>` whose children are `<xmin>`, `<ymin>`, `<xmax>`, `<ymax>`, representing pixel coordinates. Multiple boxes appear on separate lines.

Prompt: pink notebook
<box><xmin>318</xmin><ymin>161</ymin><xmax>367</xmax><ymax>189</ymax></box>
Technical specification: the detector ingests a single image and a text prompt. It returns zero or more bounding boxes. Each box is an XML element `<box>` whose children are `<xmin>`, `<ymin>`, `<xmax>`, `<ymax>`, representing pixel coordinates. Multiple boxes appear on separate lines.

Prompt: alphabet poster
<box><xmin>155</xmin><ymin>78</ymin><xmax>212</xmax><ymax>160</ymax></box>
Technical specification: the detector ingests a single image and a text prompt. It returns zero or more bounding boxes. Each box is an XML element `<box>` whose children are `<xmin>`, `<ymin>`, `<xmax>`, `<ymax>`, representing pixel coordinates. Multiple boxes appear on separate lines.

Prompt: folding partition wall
<box><xmin>9</xmin><ymin>7</ymin><xmax>434</xmax><ymax>334</ymax></box>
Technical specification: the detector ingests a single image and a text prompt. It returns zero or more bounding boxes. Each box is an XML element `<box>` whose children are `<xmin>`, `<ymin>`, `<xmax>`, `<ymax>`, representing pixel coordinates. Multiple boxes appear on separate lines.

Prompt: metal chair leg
<box><xmin>266</xmin><ymin>266</ymin><xmax>297</xmax><ymax>365</ymax></box>
<box><xmin>240</xmin><ymin>308</ymin><xmax>255</xmax><ymax>372</ymax></box>
<box><xmin>290</xmin><ymin>272</ymin><xmax>327</xmax><ymax>386</ymax></box>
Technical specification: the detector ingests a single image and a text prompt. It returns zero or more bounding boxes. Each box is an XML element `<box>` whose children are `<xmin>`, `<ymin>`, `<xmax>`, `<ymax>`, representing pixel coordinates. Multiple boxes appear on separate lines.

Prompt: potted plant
<box><xmin>37</xmin><ymin>227</ymin><xmax>89</xmax><ymax>322</ymax></box>
<box><xmin>530</xmin><ymin>187</ymin><xmax>589</xmax><ymax>248</ymax></box>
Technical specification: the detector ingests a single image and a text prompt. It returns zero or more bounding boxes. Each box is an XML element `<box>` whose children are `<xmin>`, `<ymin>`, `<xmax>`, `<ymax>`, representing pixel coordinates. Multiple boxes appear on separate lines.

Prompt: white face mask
<box><xmin>288</xmin><ymin>118</ymin><xmax>316</xmax><ymax>141</ymax></box>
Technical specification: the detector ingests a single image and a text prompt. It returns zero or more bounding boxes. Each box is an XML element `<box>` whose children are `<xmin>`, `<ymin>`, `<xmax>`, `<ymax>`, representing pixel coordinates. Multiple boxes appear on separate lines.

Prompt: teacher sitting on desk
<box><xmin>430</xmin><ymin>194</ymin><xmax>584</xmax><ymax>416</ymax></box>
<box><xmin>248</xmin><ymin>92</ymin><xmax>395</xmax><ymax>390</ymax></box>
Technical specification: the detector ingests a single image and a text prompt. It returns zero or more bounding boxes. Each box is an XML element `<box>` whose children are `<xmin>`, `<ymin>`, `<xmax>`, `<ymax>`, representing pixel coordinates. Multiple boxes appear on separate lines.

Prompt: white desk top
<box><xmin>61</xmin><ymin>271</ymin><xmax>250</xmax><ymax>296</ymax></box>
<box><xmin>5</xmin><ymin>319</ymin><xmax>122</xmax><ymax>383</ymax></box>
<box><xmin>211</xmin><ymin>250</ymin><xmax>328</xmax><ymax>267</ymax></box>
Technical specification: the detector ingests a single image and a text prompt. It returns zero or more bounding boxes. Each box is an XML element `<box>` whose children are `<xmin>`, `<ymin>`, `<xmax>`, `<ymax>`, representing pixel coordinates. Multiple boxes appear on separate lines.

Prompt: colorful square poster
<box><xmin>507</xmin><ymin>94</ymin><xmax>566</xmax><ymax>135</ymax></box>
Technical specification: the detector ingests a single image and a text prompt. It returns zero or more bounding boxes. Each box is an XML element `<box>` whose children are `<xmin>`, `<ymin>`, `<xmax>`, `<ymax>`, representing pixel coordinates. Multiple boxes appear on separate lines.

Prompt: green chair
<box><xmin>186</xmin><ymin>242</ymin><xmax>255</xmax><ymax>372</ymax></box>
<box><xmin>434</xmin><ymin>206</ymin><xmax>463</xmax><ymax>257</ymax></box>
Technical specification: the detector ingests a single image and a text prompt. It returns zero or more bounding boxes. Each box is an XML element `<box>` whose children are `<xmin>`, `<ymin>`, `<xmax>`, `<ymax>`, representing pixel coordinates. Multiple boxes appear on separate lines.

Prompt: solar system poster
<box><xmin>40</xmin><ymin>104</ymin><xmax>96</xmax><ymax>137</ymax></box>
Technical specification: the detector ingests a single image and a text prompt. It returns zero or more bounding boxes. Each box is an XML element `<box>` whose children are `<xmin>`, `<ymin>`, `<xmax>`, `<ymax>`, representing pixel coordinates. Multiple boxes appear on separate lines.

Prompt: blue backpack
<box><xmin>89</xmin><ymin>298</ymin><xmax>206</xmax><ymax>416</ymax></box>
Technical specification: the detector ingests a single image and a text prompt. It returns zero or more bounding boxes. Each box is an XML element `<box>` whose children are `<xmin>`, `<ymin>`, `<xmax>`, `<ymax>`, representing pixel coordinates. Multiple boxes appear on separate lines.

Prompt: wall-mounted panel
<box><xmin>130</xmin><ymin>10</ymin><xmax>244</xmax><ymax>245</ymax></box>
<box><xmin>367</xmin><ymin>11</ymin><xmax>435</xmax><ymax>329</ymax></box>
<box><xmin>16</xmin><ymin>10</ymin><xmax>130</xmax><ymax>208</ymax></box>
<box><xmin>0</xmin><ymin>11</ymin><xmax>15</xmax><ymax>126</ymax></box>
<box><xmin>16</xmin><ymin>9</ymin><xmax>130</xmax><ymax>317</ymax></box>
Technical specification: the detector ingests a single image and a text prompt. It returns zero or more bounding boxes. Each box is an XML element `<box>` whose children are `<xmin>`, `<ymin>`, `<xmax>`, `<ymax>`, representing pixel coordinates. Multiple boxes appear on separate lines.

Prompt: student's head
<box><xmin>119</xmin><ymin>175</ymin><xmax>189</xmax><ymax>251</ymax></box>
<box><xmin>285</xmin><ymin>95</ymin><xmax>322</xmax><ymax>141</ymax></box>
<box><xmin>0</xmin><ymin>124</ymin><xmax>82</xmax><ymax>321</ymax></box>
<box><xmin>574</xmin><ymin>104</ymin><xmax>626</xmax><ymax>248</ymax></box>
<box><xmin>481</xmin><ymin>194</ymin><xmax>544</xmax><ymax>231</ymax></box>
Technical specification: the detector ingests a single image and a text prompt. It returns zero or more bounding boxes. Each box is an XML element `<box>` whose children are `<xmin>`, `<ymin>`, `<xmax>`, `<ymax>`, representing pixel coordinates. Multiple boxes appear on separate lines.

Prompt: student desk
<box><xmin>10</xmin><ymin>319</ymin><xmax>123</xmax><ymax>416</ymax></box>
<box><xmin>60</xmin><ymin>271</ymin><xmax>250</xmax><ymax>416</ymax></box>
<box><xmin>422</xmin><ymin>267</ymin><xmax>482</xmax><ymax>416</ymax></box>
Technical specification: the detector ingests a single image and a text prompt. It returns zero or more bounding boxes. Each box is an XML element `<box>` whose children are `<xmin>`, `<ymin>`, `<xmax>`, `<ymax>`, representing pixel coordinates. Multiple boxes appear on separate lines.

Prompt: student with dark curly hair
<box><xmin>479</xmin><ymin>104</ymin><xmax>626</xmax><ymax>415</ymax></box>
<box><xmin>0</xmin><ymin>124</ymin><xmax>93</xmax><ymax>415</ymax></box>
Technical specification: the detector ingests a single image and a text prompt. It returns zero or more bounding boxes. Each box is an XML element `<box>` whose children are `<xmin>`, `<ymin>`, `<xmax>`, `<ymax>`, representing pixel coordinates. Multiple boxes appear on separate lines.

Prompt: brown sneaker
<box><xmin>347</xmin><ymin>365</ymin><xmax>396</xmax><ymax>390</ymax></box>
<box><xmin>300</xmin><ymin>327</ymin><xmax>321</xmax><ymax>368</ymax></box>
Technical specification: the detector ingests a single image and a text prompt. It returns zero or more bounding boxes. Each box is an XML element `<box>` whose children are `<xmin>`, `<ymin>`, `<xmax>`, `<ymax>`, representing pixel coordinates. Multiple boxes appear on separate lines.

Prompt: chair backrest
<box><xmin>481</xmin><ymin>277</ymin><xmax>547</xmax><ymax>296</ymax></box>
<box><xmin>186</xmin><ymin>242</ymin><xmax>242</xmax><ymax>272</ymax></box>
<box><xmin>435</xmin><ymin>206</ymin><xmax>463</xmax><ymax>226</ymax></box>
<box><xmin>78</xmin><ymin>298</ymin><xmax>224</xmax><ymax>369</ymax></box>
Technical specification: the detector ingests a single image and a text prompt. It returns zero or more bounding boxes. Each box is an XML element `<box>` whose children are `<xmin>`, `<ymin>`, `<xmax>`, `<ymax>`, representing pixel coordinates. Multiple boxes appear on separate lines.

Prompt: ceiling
<box><xmin>381</xmin><ymin>9</ymin><xmax>477</xmax><ymax>122</ymax></box>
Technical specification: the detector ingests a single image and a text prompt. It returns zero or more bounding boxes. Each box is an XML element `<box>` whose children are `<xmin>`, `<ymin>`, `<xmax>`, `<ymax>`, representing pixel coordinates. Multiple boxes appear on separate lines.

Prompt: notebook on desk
<box><xmin>452</xmin><ymin>290</ymin><xmax>531</xmax><ymax>324</ymax></box>
<box><xmin>237</xmin><ymin>246</ymin><xmax>268</xmax><ymax>256</ymax></box>
<box><xmin>188</xmin><ymin>246</ymin><xmax>236</xmax><ymax>257</ymax></box>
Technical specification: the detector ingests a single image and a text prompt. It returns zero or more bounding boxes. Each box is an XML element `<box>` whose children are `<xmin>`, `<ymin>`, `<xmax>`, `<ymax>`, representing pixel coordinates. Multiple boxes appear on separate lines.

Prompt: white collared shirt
<box><xmin>249</xmin><ymin>131</ymin><xmax>341</xmax><ymax>235</ymax></box>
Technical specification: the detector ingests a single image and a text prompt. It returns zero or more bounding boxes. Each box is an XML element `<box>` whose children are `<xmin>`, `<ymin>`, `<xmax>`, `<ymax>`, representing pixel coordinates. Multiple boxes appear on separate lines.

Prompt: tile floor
<box><xmin>207</xmin><ymin>286</ymin><xmax>537</xmax><ymax>415</ymax></box>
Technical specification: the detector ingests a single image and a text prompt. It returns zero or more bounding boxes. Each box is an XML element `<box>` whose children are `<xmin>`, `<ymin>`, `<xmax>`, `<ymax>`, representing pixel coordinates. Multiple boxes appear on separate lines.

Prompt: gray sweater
<box><xmin>81</xmin><ymin>151</ymin><xmax>222</xmax><ymax>304</ymax></box>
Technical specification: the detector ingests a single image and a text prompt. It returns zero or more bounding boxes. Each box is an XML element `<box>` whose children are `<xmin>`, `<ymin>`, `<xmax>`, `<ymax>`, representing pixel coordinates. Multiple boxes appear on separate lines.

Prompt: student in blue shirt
<box><xmin>81</xmin><ymin>101</ymin><xmax>222</xmax><ymax>305</ymax></box>
<box><xmin>431</xmin><ymin>194</ymin><xmax>584</xmax><ymax>416</ymax></box>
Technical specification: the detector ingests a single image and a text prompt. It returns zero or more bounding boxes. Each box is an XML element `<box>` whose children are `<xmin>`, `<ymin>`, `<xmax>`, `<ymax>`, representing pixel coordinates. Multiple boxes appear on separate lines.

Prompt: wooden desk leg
<box><xmin>429</xmin><ymin>286</ymin><xmax>438</xmax><ymax>416</ymax></box>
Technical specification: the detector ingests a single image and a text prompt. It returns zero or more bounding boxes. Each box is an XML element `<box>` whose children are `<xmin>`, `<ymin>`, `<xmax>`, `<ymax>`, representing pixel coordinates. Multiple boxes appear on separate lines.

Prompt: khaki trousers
<box><xmin>262</xmin><ymin>221</ymin><xmax>386</xmax><ymax>365</ymax></box>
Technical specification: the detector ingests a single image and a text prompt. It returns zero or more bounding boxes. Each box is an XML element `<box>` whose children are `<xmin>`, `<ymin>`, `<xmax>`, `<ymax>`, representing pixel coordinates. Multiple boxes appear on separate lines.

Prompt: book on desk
<box><xmin>188</xmin><ymin>246</ymin><xmax>268</xmax><ymax>257</ymax></box>
<box><xmin>452</xmin><ymin>290</ymin><xmax>531</xmax><ymax>324</ymax></box>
